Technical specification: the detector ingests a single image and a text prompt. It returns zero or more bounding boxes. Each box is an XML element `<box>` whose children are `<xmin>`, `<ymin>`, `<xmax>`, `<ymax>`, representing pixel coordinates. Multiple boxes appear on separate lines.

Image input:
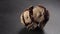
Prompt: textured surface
<box><xmin>20</xmin><ymin>5</ymin><xmax>49</xmax><ymax>30</ymax></box>
<box><xmin>0</xmin><ymin>0</ymin><xmax>60</xmax><ymax>34</ymax></box>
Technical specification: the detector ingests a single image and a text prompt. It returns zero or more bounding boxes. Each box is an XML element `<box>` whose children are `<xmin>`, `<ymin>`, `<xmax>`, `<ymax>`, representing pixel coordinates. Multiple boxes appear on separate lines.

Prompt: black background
<box><xmin>0</xmin><ymin>0</ymin><xmax>60</xmax><ymax>34</ymax></box>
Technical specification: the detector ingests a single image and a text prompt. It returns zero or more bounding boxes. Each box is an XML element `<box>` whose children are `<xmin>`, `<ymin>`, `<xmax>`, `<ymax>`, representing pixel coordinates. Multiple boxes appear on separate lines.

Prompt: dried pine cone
<box><xmin>20</xmin><ymin>5</ymin><xmax>49</xmax><ymax>30</ymax></box>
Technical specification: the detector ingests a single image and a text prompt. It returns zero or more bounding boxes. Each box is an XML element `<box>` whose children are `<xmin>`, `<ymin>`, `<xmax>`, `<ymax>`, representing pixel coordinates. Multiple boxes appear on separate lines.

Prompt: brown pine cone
<box><xmin>20</xmin><ymin>5</ymin><xmax>49</xmax><ymax>30</ymax></box>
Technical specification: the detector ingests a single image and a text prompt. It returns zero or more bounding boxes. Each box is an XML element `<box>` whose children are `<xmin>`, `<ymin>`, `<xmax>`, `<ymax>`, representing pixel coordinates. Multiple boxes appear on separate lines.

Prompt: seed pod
<box><xmin>20</xmin><ymin>5</ymin><xmax>49</xmax><ymax>30</ymax></box>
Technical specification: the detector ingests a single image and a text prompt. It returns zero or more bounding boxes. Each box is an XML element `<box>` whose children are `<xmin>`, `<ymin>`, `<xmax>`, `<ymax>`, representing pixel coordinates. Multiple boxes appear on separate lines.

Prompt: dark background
<box><xmin>0</xmin><ymin>0</ymin><xmax>60</xmax><ymax>34</ymax></box>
